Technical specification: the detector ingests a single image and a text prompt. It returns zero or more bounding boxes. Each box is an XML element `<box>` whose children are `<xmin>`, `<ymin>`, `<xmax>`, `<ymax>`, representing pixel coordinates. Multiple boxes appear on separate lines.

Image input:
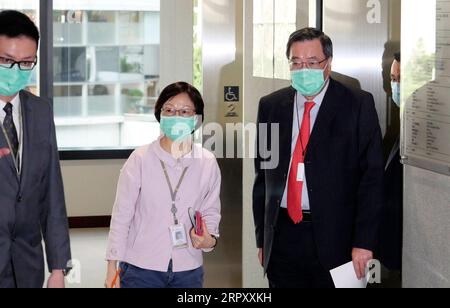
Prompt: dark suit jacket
<box><xmin>377</xmin><ymin>138</ymin><xmax>403</xmax><ymax>271</ymax></box>
<box><xmin>253</xmin><ymin>79</ymin><xmax>384</xmax><ymax>272</ymax></box>
<box><xmin>0</xmin><ymin>90</ymin><xmax>71</xmax><ymax>288</ymax></box>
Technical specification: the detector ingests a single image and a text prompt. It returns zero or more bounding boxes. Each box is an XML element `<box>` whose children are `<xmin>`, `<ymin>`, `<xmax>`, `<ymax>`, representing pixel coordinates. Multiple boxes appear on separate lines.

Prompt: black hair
<box><xmin>286</xmin><ymin>27</ymin><xmax>333</xmax><ymax>59</ymax></box>
<box><xmin>154</xmin><ymin>82</ymin><xmax>204</xmax><ymax>123</ymax></box>
<box><xmin>394</xmin><ymin>52</ymin><xmax>401</xmax><ymax>62</ymax></box>
<box><xmin>0</xmin><ymin>10</ymin><xmax>40</xmax><ymax>46</ymax></box>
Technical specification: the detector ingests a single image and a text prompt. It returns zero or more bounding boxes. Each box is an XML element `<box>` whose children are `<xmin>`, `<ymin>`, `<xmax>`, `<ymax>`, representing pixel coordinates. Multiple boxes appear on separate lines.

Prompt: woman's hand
<box><xmin>190</xmin><ymin>221</ymin><xmax>216</xmax><ymax>250</ymax></box>
<box><xmin>105</xmin><ymin>261</ymin><xmax>121</xmax><ymax>288</ymax></box>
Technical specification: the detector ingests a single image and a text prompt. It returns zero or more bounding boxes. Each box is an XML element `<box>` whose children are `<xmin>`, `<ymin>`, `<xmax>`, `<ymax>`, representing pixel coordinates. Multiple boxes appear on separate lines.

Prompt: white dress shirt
<box><xmin>281</xmin><ymin>81</ymin><xmax>329</xmax><ymax>211</ymax></box>
<box><xmin>0</xmin><ymin>95</ymin><xmax>23</xmax><ymax>171</ymax></box>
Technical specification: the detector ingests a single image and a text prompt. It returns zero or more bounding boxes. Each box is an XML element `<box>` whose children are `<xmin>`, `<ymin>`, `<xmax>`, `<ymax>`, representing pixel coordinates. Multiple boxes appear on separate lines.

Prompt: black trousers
<box><xmin>267</xmin><ymin>208</ymin><xmax>335</xmax><ymax>289</ymax></box>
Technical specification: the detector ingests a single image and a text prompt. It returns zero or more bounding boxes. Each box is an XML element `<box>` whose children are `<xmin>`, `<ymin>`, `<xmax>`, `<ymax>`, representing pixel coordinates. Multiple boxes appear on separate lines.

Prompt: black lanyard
<box><xmin>160</xmin><ymin>160</ymin><xmax>189</xmax><ymax>225</ymax></box>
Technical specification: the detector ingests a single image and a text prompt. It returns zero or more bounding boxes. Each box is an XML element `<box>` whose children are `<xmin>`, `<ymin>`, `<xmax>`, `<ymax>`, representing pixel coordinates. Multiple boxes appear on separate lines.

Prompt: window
<box><xmin>274</xmin><ymin>0</ymin><xmax>297</xmax><ymax>79</ymax></box>
<box><xmin>53</xmin><ymin>0</ymin><xmax>161</xmax><ymax>150</ymax></box>
<box><xmin>193</xmin><ymin>0</ymin><xmax>203</xmax><ymax>92</ymax></box>
<box><xmin>253</xmin><ymin>0</ymin><xmax>297</xmax><ymax>80</ymax></box>
<box><xmin>253</xmin><ymin>0</ymin><xmax>275</xmax><ymax>78</ymax></box>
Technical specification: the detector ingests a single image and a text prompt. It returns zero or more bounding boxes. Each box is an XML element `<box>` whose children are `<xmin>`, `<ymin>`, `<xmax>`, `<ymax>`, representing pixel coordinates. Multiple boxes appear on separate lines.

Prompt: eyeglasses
<box><xmin>0</xmin><ymin>56</ymin><xmax>38</xmax><ymax>71</ymax></box>
<box><xmin>161</xmin><ymin>106</ymin><xmax>196</xmax><ymax>117</ymax></box>
<box><xmin>289</xmin><ymin>58</ymin><xmax>328</xmax><ymax>69</ymax></box>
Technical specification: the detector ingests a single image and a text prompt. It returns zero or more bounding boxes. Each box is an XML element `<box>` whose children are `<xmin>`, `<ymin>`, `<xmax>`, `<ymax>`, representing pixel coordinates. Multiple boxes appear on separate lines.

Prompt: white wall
<box><xmin>63</xmin><ymin>0</ymin><xmax>194</xmax><ymax>217</ymax></box>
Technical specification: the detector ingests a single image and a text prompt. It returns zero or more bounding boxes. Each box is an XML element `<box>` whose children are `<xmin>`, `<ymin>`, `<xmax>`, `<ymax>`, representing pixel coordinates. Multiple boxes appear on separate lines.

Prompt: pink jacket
<box><xmin>106</xmin><ymin>138</ymin><xmax>221</xmax><ymax>272</ymax></box>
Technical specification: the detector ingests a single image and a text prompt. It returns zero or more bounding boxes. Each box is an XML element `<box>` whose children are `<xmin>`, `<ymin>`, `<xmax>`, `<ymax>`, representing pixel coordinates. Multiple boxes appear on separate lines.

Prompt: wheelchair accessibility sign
<box><xmin>224</xmin><ymin>86</ymin><xmax>240</xmax><ymax>102</ymax></box>
<box><xmin>224</xmin><ymin>86</ymin><xmax>239</xmax><ymax>118</ymax></box>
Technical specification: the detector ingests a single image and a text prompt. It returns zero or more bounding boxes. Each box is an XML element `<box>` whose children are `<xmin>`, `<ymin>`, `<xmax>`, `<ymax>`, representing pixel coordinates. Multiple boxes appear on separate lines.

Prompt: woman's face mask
<box><xmin>160</xmin><ymin>115</ymin><xmax>197</xmax><ymax>142</ymax></box>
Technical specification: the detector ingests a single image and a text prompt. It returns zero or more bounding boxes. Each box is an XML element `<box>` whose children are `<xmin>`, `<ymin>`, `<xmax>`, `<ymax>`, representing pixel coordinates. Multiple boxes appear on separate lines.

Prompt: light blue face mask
<box><xmin>160</xmin><ymin>116</ymin><xmax>197</xmax><ymax>142</ymax></box>
<box><xmin>291</xmin><ymin>64</ymin><xmax>328</xmax><ymax>97</ymax></box>
<box><xmin>0</xmin><ymin>66</ymin><xmax>32</xmax><ymax>97</ymax></box>
<box><xmin>391</xmin><ymin>81</ymin><xmax>401</xmax><ymax>108</ymax></box>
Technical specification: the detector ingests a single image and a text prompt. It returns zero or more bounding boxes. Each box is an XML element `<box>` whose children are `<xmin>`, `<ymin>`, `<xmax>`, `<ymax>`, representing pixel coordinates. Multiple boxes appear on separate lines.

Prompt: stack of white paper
<box><xmin>330</xmin><ymin>262</ymin><xmax>368</xmax><ymax>289</ymax></box>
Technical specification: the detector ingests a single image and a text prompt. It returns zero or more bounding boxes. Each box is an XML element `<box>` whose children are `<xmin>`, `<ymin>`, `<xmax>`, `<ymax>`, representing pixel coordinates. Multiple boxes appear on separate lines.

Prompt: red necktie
<box><xmin>287</xmin><ymin>101</ymin><xmax>316</xmax><ymax>224</ymax></box>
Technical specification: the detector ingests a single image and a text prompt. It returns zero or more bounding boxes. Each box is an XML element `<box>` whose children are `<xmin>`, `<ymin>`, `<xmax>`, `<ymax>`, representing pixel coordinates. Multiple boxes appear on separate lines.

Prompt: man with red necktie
<box><xmin>253</xmin><ymin>28</ymin><xmax>384</xmax><ymax>288</ymax></box>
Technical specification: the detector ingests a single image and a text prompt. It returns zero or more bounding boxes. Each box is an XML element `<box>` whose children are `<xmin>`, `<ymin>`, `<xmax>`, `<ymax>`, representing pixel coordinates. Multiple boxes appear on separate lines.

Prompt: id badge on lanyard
<box><xmin>160</xmin><ymin>160</ymin><xmax>190</xmax><ymax>250</ymax></box>
<box><xmin>169</xmin><ymin>223</ymin><xmax>188</xmax><ymax>249</ymax></box>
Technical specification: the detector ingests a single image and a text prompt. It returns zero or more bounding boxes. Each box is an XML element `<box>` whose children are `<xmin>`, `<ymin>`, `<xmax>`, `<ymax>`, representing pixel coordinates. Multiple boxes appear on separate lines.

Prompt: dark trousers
<box><xmin>0</xmin><ymin>261</ymin><xmax>17</xmax><ymax>288</ymax></box>
<box><xmin>267</xmin><ymin>208</ymin><xmax>335</xmax><ymax>288</ymax></box>
<box><xmin>120</xmin><ymin>260</ymin><xmax>204</xmax><ymax>288</ymax></box>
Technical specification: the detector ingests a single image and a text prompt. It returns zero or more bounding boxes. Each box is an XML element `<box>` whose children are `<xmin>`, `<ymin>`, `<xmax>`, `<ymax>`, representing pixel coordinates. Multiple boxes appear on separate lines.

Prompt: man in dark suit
<box><xmin>0</xmin><ymin>10</ymin><xmax>71</xmax><ymax>288</ymax></box>
<box><xmin>378</xmin><ymin>52</ymin><xmax>403</xmax><ymax>274</ymax></box>
<box><xmin>253</xmin><ymin>28</ymin><xmax>384</xmax><ymax>288</ymax></box>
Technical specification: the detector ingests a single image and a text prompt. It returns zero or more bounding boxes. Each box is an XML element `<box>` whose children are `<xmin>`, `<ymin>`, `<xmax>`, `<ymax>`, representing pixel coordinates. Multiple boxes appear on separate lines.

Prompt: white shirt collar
<box><xmin>0</xmin><ymin>94</ymin><xmax>21</xmax><ymax>115</ymax></box>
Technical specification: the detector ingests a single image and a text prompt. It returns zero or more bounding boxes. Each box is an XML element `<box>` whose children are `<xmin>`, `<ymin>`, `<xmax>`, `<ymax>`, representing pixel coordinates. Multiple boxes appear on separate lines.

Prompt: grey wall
<box><xmin>323</xmin><ymin>0</ymin><xmax>390</xmax><ymax>135</ymax></box>
<box><xmin>402</xmin><ymin>0</ymin><xmax>450</xmax><ymax>288</ymax></box>
<box><xmin>403</xmin><ymin>166</ymin><xmax>450</xmax><ymax>287</ymax></box>
<box><xmin>201</xmin><ymin>0</ymin><xmax>244</xmax><ymax>287</ymax></box>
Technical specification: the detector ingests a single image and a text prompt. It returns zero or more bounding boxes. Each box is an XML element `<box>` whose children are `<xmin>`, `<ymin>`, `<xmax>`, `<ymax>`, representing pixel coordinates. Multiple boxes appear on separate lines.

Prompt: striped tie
<box><xmin>3</xmin><ymin>103</ymin><xmax>19</xmax><ymax>159</ymax></box>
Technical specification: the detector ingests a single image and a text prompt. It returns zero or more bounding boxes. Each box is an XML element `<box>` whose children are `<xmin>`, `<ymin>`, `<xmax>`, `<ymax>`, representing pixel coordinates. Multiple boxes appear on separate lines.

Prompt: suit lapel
<box><xmin>277</xmin><ymin>87</ymin><xmax>296</xmax><ymax>174</ymax></box>
<box><xmin>306</xmin><ymin>79</ymin><xmax>340</xmax><ymax>158</ymax></box>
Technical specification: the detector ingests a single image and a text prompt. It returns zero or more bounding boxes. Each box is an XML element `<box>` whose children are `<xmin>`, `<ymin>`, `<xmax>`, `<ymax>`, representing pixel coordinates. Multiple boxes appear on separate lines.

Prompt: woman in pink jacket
<box><xmin>105</xmin><ymin>82</ymin><xmax>221</xmax><ymax>288</ymax></box>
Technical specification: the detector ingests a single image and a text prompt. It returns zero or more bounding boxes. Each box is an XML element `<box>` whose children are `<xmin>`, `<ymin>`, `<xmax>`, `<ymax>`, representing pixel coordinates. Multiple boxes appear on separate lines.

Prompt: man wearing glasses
<box><xmin>0</xmin><ymin>10</ymin><xmax>71</xmax><ymax>288</ymax></box>
<box><xmin>253</xmin><ymin>28</ymin><xmax>384</xmax><ymax>288</ymax></box>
